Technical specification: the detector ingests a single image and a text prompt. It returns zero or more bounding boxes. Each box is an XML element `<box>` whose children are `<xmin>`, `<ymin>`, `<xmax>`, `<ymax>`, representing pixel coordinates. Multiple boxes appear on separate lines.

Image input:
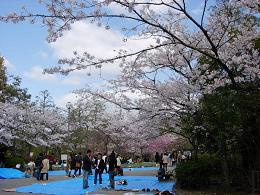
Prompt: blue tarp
<box><xmin>0</xmin><ymin>167</ymin><xmax>159</xmax><ymax>179</ymax></box>
<box><xmin>48</xmin><ymin>167</ymin><xmax>159</xmax><ymax>176</ymax></box>
<box><xmin>16</xmin><ymin>175</ymin><xmax>175</xmax><ymax>195</ymax></box>
<box><xmin>125</xmin><ymin>167</ymin><xmax>159</xmax><ymax>172</ymax></box>
<box><xmin>0</xmin><ymin>168</ymin><xmax>25</xmax><ymax>179</ymax></box>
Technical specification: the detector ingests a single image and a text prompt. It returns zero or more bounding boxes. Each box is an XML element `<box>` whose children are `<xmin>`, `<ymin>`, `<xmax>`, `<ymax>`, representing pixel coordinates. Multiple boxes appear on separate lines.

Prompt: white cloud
<box><xmin>55</xmin><ymin>93</ymin><xmax>79</xmax><ymax>108</ymax></box>
<box><xmin>24</xmin><ymin>66</ymin><xmax>57</xmax><ymax>82</ymax></box>
<box><xmin>50</xmin><ymin>21</ymin><xmax>153</xmax><ymax>77</ymax></box>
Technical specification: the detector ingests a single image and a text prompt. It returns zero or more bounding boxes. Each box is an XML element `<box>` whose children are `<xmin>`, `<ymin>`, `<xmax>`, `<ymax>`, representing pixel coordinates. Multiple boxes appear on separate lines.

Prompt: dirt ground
<box><xmin>0</xmin><ymin>170</ymin><xmax>160</xmax><ymax>195</ymax></box>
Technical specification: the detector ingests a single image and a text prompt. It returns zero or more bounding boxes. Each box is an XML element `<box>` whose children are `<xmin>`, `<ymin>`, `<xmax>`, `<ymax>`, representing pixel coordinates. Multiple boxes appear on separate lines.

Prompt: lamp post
<box><xmin>66</xmin><ymin>102</ymin><xmax>72</xmax><ymax>132</ymax></box>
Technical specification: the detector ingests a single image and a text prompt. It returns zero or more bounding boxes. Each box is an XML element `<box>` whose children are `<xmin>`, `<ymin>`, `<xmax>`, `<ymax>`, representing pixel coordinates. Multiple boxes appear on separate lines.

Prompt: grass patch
<box><xmin>121</xmin><ymin>162</ymin><xmax>157</xmax><ymax>168</ymax></box>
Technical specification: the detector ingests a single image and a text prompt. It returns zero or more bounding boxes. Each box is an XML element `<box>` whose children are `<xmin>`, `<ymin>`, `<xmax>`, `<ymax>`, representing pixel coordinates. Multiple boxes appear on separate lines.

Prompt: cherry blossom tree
<box><xmin>0</xmin><ymin>1</ymin><xmax>259</xmax><ymax>177</ymax></box>
<box><xmin>1</xmin><ymin>0</ymin><xmax>258</xmax><ymax>144</ymax></box>
<box><xmin>145</xmin><ymin>134</ymin><xmax>174</xmax><ymax>154</ymax></box>
<box><xmin>1</xmin><ymin>0</ymin><xmax>258</xmax><ymax>91</ymax></box>
<box><xmin>0</xmin><ymin>102</ymin><xmax>67</xmax><ymax>147</ymax></box>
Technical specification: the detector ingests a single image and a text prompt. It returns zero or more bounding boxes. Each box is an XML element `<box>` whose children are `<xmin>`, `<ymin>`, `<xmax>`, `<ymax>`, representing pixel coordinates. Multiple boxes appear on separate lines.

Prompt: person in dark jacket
<box><xmin>108</xmin><ymin>151</ymin><xmax>117</xmax><ymax>189</ymax></box>
<box><xmin>35</xmin><ymin>153</ymin><xmax>43</xmax><ymax>181</ymax></box>
<box><xmin>94</xmin><ymin>153</ymin><xmax>105</xmax><ymax>185</ymax></box>
<box><xmin>160</xmin><ymin>153</ymin><xmax>163</xmax><ymax>169</ymax></box>
<box><xmin>155</xmin><ymin>152</ymin><xmax>160</xmax><ymax>166</ymax></box>
<box><xmin>82</xmin><ymin>150</ymin><xmax>92</xmax><ymax>189</ymax></box>
<box><xmin>102</xmin><ymin>153</ymin><xmax>108</xmax><ymax>173</ymax></box>
<box><xmin>69</xmin><ymin>153</ymin><xmax>76</xmax><ymax>177</ymax></box>
<box><xmin>0</xmin><ymin>150</ymin><xmax>5</xmax><ymax>168</ymax></box>
<box><xmin>74</xmin><ymin>152</ymin><xmax>82</xmax><ymax>176</ymax></box>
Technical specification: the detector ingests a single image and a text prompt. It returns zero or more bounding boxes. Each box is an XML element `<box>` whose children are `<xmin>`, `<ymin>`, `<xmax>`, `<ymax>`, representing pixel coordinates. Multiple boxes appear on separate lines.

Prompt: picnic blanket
<box><xmin>0</xmin><ymin>168</ymin><xmax>25</xmax><ymax>179</ymax></box>
<box><xmin>16</xmin><ymin>175</ymin><xmax>175</xmax><ymax>195</ymax></box>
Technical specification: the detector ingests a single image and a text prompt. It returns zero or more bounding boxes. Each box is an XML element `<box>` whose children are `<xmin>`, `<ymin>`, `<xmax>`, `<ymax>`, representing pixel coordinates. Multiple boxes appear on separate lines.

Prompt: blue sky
<box><xmin>0</xmin><ymin>0</ymin><xmax>215</xmax><ymax>107</ymax></box>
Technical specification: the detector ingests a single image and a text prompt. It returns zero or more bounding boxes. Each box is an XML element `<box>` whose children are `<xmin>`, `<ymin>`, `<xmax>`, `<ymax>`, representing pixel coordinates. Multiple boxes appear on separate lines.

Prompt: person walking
<box><xmin>35</xmin><ymin>153</ymin><xmax>43</xmax><ymax>181</ymax></box>
<box><xmin>40</xmin><ymin>155</ymin><xmax>49</xmax><ymax>181</ymax></box>
<box><xmin>69</xmin><ymin>153</ymin><xmax>76</xmax><ymax>177</ymax></box>
<box><xmin>94</xmin><ymin>153</ymin><xmax>105</xmax><ymax>185</ymax></box>
<box><xmin>82</xmin><ymin>150</ymin><xmax>92</xmax><ymax>189</ymax></box>
<box><xmin>108</xmin><ymin>151</ymin><xmax>117</xmax><ymax>189</ymax></box>
<box><xmin>74</xmin><ymin>152</ymin><xmax>82</xmax><ymax>176</ymax></box>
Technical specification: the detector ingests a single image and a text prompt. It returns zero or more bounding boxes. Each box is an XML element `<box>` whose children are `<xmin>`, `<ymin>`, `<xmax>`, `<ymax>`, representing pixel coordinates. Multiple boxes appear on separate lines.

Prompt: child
<box><xmin>24</xmin><ymin>168</ymin><xmax>32</xmax><ymax>178</ymax></box>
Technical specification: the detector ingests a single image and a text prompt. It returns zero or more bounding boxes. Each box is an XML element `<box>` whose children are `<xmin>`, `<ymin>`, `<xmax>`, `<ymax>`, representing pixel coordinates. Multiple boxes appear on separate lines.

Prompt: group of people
<box><xmin>66</xmin><ymin>152</ymin><xmax>83</xmax><ymax>177</ymax></box>
<box><xmin>155</xmin><ymin>151</ymin><xmax>192</xmax><ymax>170</ymax></box>
<box><xmin>31</xmin><ymin>150</ymin><xmax>123</xmax><ymax>189</ymax></box>
<box><xmin>155</xmin><ymin>152</ymin><xmax>176</xmax><ymax>171</ymax></box>
<box><xmin>33</xmin><ymin>153</ymin><xmax>50</xmax><ymax>181</ymax></box>
<box><xmin>80</xmin><ymin>150</ymin><xmax>121</xmax><ymax>189</ymax></box>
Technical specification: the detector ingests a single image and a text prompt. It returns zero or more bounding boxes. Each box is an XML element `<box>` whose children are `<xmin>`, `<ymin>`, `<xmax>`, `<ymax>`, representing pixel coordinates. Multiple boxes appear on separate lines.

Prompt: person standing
<box><xmin>27</xmin><ymin>160</ymin><xmax>35</xmax><ymax>177</ymax></box>
<box><xmin>108</xmin><ymin>151</ymin><xmax>117</xmax><ymax>189</ymax></box>
<box><xmin>162</xmin><ymin>153</ymin><xmax>169</xmax><ymax>171</ymax></box>
<box><xmin>40</xmin><ymin>155</ymin><xmax>50</xmax><ymax>181</ymax></box>
<box><xmin>160</xmin><ymin>153</ymin><xmax>163</xmax><ymax>169</ymax></box>
<box><xmin>155</xmin><ymin>152</ymin><xmax>160</xmax><ymax>166</ymax></box>
<box><xmin>82</xmin><ymin>150</ymin><xmax>92</xmax><ymax>189</ymax></box>
<box><xmin>48</xmin><ymin>153</ymin><xmax>55</xmax><ymax>171</ymax></box>
<box><xmin>0</xmin><ymin>150</ymin><xmax>5</xmax><ymax>168</ymax></box>
<box><xmin>116</xmin><ymin>154</ymin><xmax>123</xmax><ymax>176</ymax></box>
<box><xmin>94</xmin><ymin>153</ymin><xmax>105</xmax><ymax>185</ymax></box>
<box><xmin>35</xmin><ymin>153</ymin><xmax>43</xmax><ymax>181</ymax></box>
<box><xmin>102</xmin><ymin>153</ymin><xmax>108</xmax><ymax>173</ymax></box>
<box><xmin>172</xmin><ymin>151</ymin><xmax>177</xmax><ymax>167</ymax></box>
<box><xmin>78</xmin><ymin>152</ymin><xmax>83</xmax><ymax>176</ymax></box>
<box><xmin>168</xmin><ymin>152</ymin><xmax>173</xmax><ymax>167</ymax></box>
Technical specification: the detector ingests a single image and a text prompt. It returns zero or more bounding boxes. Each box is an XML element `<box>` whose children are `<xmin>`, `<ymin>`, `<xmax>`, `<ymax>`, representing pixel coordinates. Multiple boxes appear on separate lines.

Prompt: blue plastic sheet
<box><xmin>48</xmin><ymin>167</ymin><xmax>159</xmax><ymax>176</ymax></box>
<box><xmin>0</xmin><ymin>167</ymin><xmax>159</xmax><ymax>179</ymax></box>
<box><xmin>0</xmin><ymin>168</ymin><xmax>25</xmax><ymax>179</ymax></box>
<box><xmin>16</xmin><ymin>175</ymin><xmax>174</xmax><ymax>195</ymax></box>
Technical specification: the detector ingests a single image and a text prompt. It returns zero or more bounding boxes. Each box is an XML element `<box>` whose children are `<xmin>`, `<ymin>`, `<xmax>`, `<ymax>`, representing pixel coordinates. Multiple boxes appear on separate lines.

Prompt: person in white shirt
<box><xmin>116</xmin><ymin>154</ymin><xmax>123</xmax><ymax>176</ymax></box>
<box><xmin>102</xmin><ymin>153</ymin><xmax>108</xmax><ymax>173</ymax></box>
<box><xmin>40</xmin><ymin>155</ymin><xmax>49</xmax><ymax>181</ymax></box>
<box><xmin>162</xmin><ymin>153</ymin><xmax>169</xmax><ymax>171</ymax></box>
<box><xmin>93</xmin><ymin>153</ymin><xmax>106</xmax><ymax>185</ymax></box>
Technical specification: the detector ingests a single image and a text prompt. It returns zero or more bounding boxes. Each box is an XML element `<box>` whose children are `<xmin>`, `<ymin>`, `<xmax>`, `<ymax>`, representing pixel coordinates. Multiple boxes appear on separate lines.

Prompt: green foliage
<box><xmin>5</xmin><ymin>156</ymin><xmax>26</xmax><ymax>168</ymax></box>
<box><xmin>176</xmin><ymin>156</ymin><xmax>221</xmax><ymax>189</ymax></box>
<box><xmin>121</xmin><ymin>162</ymin><xmax>156</xmax><ymax>168</ymax></box>
<box><xmin>0</xmin><ymin>56</ymin><xmax>31</xmax><ymax>103</ymax></box>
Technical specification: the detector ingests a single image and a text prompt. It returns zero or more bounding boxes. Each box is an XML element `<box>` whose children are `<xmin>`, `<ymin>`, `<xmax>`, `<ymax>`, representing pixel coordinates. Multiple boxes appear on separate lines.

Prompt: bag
<box><xmin>76</xmin><ymin>162</ymin><xmax>81</xmax><ymax>168</ymax></box>
<box><xmin>40</xmin><ymin>162</ymin><xmax>44</xmax><ymax>170</ymax></box>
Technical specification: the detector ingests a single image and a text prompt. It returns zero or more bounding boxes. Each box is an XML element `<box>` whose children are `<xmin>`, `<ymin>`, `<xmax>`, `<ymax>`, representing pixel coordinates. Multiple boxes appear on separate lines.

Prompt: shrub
<box><xmin>176</xmin><ymin>156</ymin><xmax>220</xmax><ymax>189</ymax></box>
<box><xmin>5</xmin><ymin>156</ymin><xmax>26</xmax><ymax>169</ymax></box>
